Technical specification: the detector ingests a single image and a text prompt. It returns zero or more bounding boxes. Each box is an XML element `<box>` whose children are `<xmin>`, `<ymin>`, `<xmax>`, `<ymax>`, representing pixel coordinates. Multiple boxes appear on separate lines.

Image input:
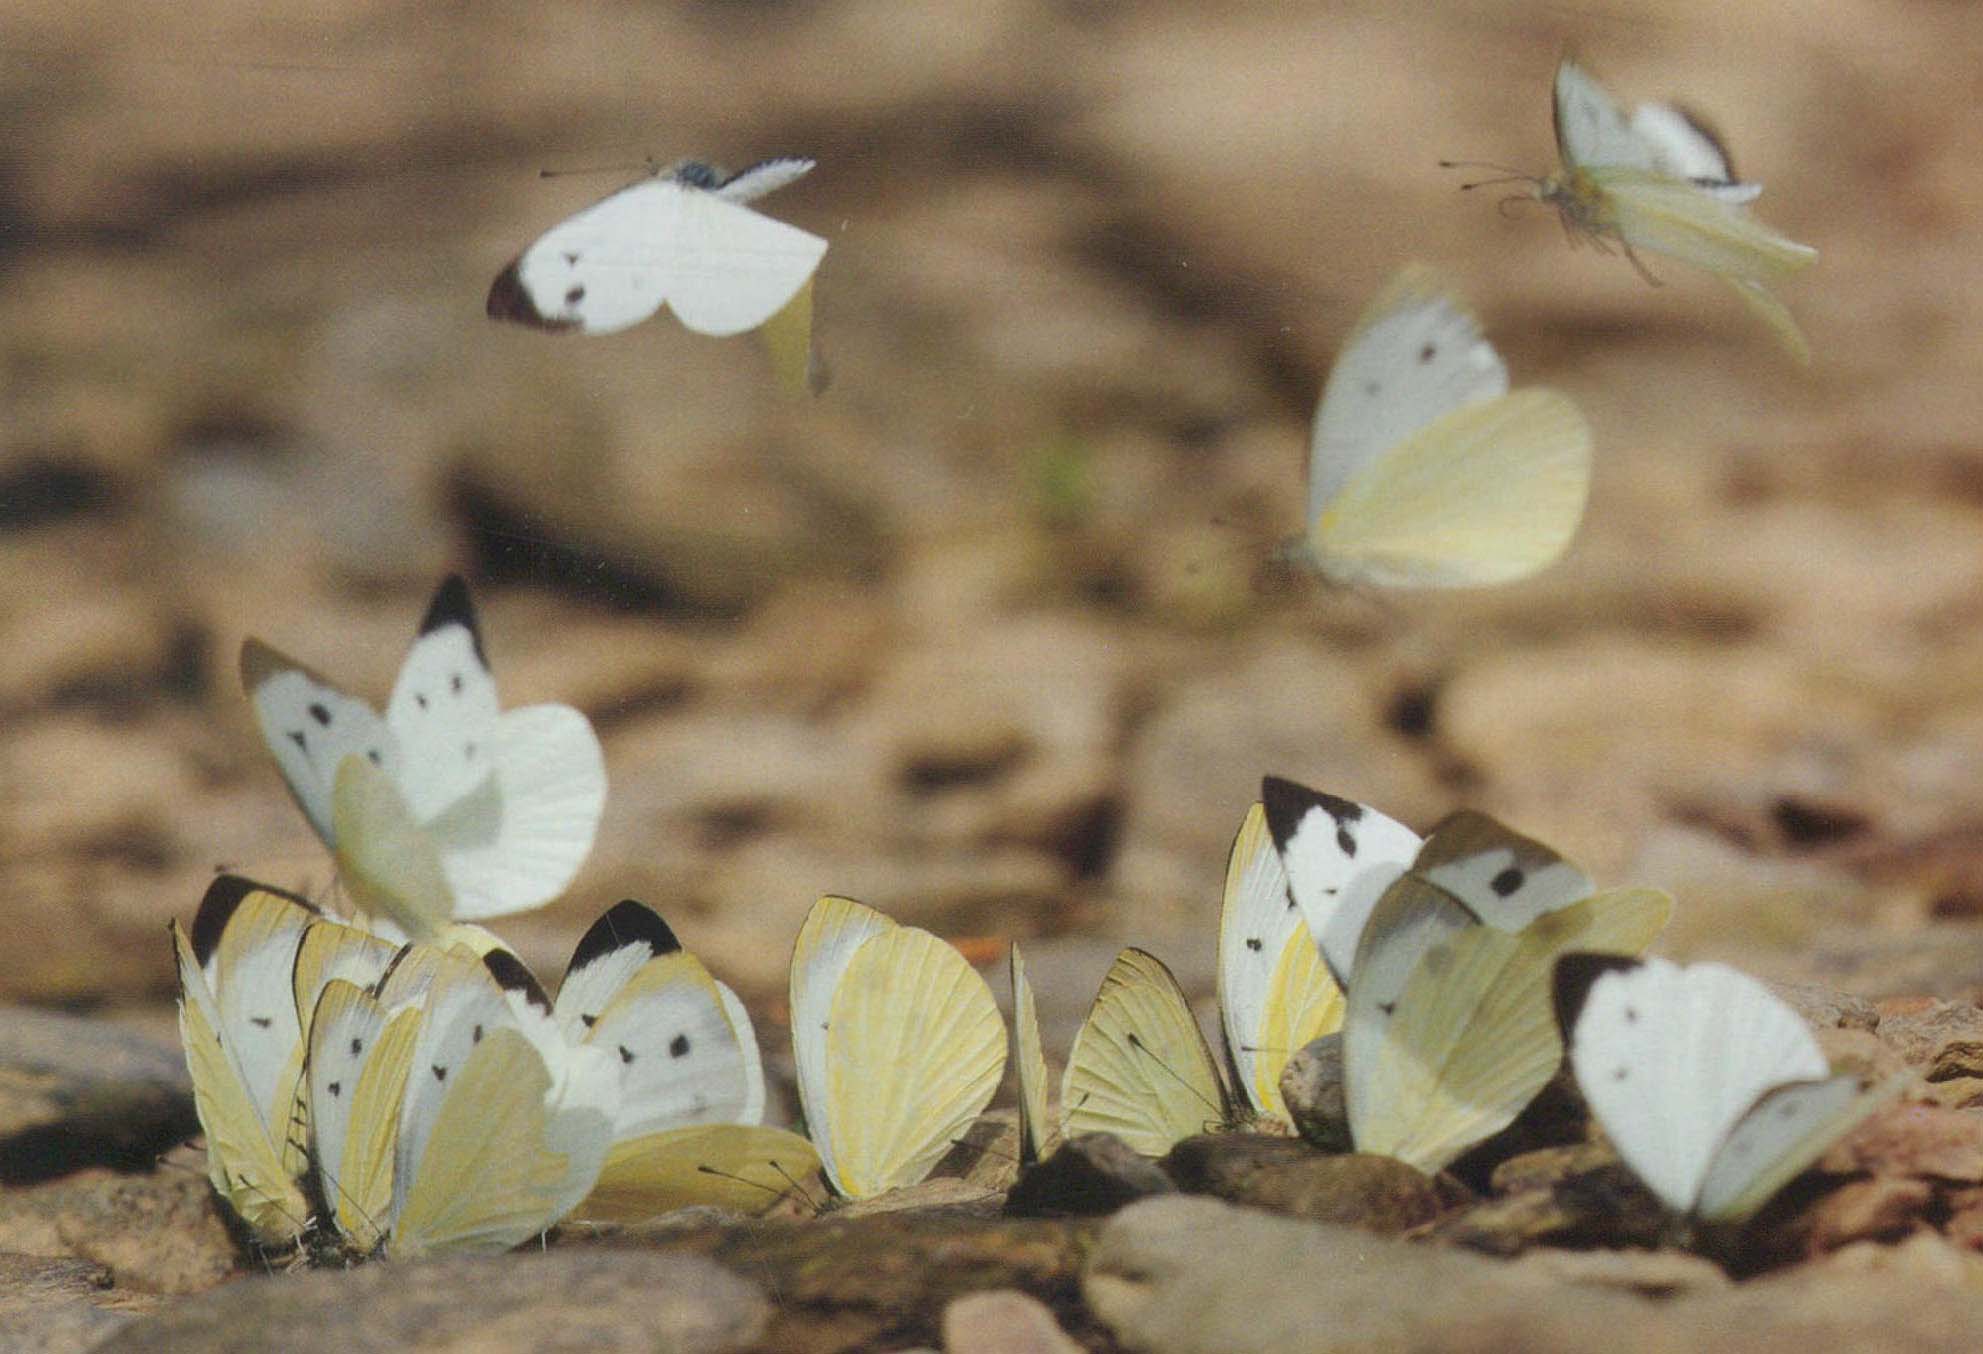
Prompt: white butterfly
<box><xmin>1455</xmin><ymin>60</ymin><xmax>1817</xmax><ymax>360</ymax></box>
<box><xmin>304</xmin><ymin>945</ymin><xmax>620</xmax><ymax>1259</ymax></box>
<box><xmin>1558</xmin><ymin>955</ymin><xmax>1901</xmax><ymax>1225</ymax></box>
<box><xmin>241</xmin><ymin>575</ymin><xmax>607</xmax><ymax>938</ymax></box>
<box><xmin>1259</xmin><ymin>776</ymin><xmax>1423</xmax><ymax>986</ymax></box>
<box><xmin>789</xmin><ymin>895</ymin><xmax>1007</xmax><ymax>1199</ymax></box>
<box><xmin>1279</xmin><ymin>265</ymin><xmax>1593</xmax><ymax>589</ymax></box>
<box><xmin>545</xmin><ymin>900</ymin><xmax>820</xmax><ymax>1219</ymax></box>
<box><xmin>1215</xmin><ymin>802</ymin><xmax>1344</xmax><ymax>1125</ymax></box>
<box><xmin>487</xmin><ymin>157</ymin><xmax>828</xmax><ymax>340</ymax></box>
<box><xmin>172</xmin><ymin>876</ymin><xmax>323</xmax><ymax>1248</ymax></box>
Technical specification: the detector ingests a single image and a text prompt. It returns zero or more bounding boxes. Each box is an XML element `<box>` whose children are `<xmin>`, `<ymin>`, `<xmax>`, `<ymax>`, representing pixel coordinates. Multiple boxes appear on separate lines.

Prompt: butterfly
<box><xmin>1058</xmin><ymin>947</ymin><xmax>1238</xmax><ymax>1158</ymax></box>
<box><xmin>1278</xmin><ymin>265</ymin><xmax>1593</xmax><ymax>590</ymax></box>
<box><xmin>1555</xmin><ymin>955</ymin><xmax>1902</xmax><ymax>1226</ymax></box>
<box><xmin>487</xmin><ymin>156</ymin><xmax>828</xmax><ymax>345</ymax></box>
<box><xmin>1215</xmin><ymin>802</ymin><xmax>1345</xmax><ymax>1126</ymax></box>
<box><xmin>303</xmin><ymin>944</ymin><xmax>620</xmax><ymax>1259</ymax></box>
<box><xmin>1259</xmin><ymin>776</ymin><xmax>1424</xmax><ymax>986</ymax></box>
<box><xmin>172</xmin><ymin>875</ymin><xmax>324</xmax><ymax>1248</ymax></box>
<box><xmin>1340</xmin><ymin>844</ymin><xmax>1671</xmax><ymax>1175</ymax></box>
<box><xmin>241</xmin><ymin>575</ymin><xmax>607</xmax><ymax>939</ymax></box>
<box><xmin>788</xmin><ymin>895</ymin><xmax>1007</xmax><ymax>1199</ymax></box>
<box><xmin>1009</xmin><ymin>943</ymin><xmax>1057</xmax><ymax>1164</ymax></box>
<box><xmin>544</xmin><ymin>900</ymin><xmax>820</xmax><ymax>1219</ymax></box>
<box><xmin>1456</xmin><ymin>60</ymin><xmax>1817</xmax><ymax>360</ymax></box>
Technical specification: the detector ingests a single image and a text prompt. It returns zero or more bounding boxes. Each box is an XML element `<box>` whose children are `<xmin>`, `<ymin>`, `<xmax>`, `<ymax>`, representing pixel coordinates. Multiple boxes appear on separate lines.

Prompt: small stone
<box><xmin>1279</xmin><ymin>1032</ymin><xmax>1349</xmax><ymax>1153</ymax></box>
<box><xmin>1162</xmin><ymin>1136</ymin><xmax>1455</xmax><ymax>1234</ymax></box>
<box><xmin>941</xmin><ymin>1289</ymin><xmax>1084</xmax><ymax>1354</ymax></box>
<box><xmin>1824</xmin><ymin>1102</ymin><xmax>1983</xmax><ymax>1182</ymax></box>
<box><xmin>1005</xmin><ymin>1133</ymin><xmax>1175</xmax><ymax>1218</ymax></box>
<box><xmin>1791</xmin><ymin>1176</ymin><xmax>1936</xmax><ymax>1254</ymax></box>
<box><xmin>1873</xmin><ymin>1000</ymin><xmax>1983</xmax><ymax>1071</ymax></box>
<box><xmin>1766</xmin><ymin>979</ymin><xmax>1881</xmax><ymax>1032</ymax></box>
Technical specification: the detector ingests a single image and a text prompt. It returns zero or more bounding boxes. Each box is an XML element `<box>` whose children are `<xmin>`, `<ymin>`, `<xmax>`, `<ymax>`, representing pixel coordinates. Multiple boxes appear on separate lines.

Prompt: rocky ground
<box><xmin>4</xmin><ymin>0</ymin><xmax>1983</xmax><ymax>1348</ymax></box>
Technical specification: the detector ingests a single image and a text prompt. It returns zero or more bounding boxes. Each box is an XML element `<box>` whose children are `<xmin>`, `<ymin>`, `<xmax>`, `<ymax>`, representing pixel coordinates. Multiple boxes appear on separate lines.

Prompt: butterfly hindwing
<box><xmin>1062</xmin><ymin>948</ymin><xmax>1232</xmax><ymax>1157</ymax></box>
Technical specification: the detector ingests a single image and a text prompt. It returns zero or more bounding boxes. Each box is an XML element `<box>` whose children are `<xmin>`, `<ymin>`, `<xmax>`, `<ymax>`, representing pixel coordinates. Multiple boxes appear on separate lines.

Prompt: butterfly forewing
<box><xmin>1062</xmin><ymin>948</ymin><xmax>1231</xmax><ymax>1157</ymax></box>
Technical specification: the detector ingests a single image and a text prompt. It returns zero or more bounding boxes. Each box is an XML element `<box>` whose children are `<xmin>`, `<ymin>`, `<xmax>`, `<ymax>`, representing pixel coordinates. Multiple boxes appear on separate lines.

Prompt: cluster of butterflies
<box><xmin>484</xmin><ymin>59</ymin><xmax>1813</xmax><ymax>593</ymax></box>
<box><xmin>998</xmin><ymin>780</ymin><xmax>1899</xmax><ymax>1233</ymax></box>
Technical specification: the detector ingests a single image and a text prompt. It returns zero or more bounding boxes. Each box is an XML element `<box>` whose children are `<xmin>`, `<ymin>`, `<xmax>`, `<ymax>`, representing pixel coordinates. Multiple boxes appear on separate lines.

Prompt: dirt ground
<box><xmin>4</xmin><ymin>0</ymin><xmax>1983</xmax><ymax>1037</ymax></box>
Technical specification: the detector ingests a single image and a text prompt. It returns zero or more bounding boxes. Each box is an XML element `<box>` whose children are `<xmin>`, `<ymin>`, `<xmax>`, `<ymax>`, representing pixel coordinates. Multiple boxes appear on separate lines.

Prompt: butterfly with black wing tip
<box><xmin>1451</xmin><ymin>60</ymin><xmax>1816</xmax><ymax>360</ymax></box>
<box><xmin>544</xmin><ymin>899</ymin><xmax>820</xmax><ymax>1219</ymax></box>
<box><xmin>1554</xmin><ymin>954</ymin><xmax>1904</xmax><ymax>1229</ymax></box>
<box><xmin>1259</xmin><ymin>775</ymin><xmax>1423</xmax><ymax>987</ymax></box>
<box><xmin>241</xmin><ymin>575</ymin><xmax>606</xmax><ymax>941</ymax></box>
<box><xmin>1278</xmin><ymin>265</ymin><xmax>1593</xmax><ymax>591</ymax></box>
<box><xmin>789</xmin><ymin>896</ymin><xmax>1007</xmax><ymax>1199</ymax></box>
<box><xmin>172</xmin><ymin>875</ymin><xmax>324</xmax><ymax>1248</ymax></box>
<box><xmin>488</xmin><ymin>156</ymin><xmax>826</xmax><ymax>337</ymax></box>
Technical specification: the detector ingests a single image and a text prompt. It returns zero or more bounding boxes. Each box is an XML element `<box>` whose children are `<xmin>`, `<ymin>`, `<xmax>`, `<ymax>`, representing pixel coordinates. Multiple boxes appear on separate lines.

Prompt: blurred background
<box><xmin>4</xmin><ymin>0</ymin><xmax>1982</xmax><ymax>1051</ymax></box>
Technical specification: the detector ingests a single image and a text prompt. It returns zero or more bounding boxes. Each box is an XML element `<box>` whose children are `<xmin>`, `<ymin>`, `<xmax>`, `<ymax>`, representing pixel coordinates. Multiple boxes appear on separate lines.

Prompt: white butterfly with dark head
<box><xmin>241</xmin><ymin>575</ymin><xmax>606</xmax><ymax>937</ymax></box>
<box><xmin>487</xmin><ymin>157</ymin><xmax>827</xmax><ymax>339</ymax></box>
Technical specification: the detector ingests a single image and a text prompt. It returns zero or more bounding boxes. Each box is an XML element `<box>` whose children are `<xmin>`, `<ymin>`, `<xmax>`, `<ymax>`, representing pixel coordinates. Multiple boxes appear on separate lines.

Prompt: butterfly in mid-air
<box><xmin>487</xmin><ymin>156</ymin><xmax>829</xmax><ymax>392</ymax></box>
<box><xmin>1555</xmin><ymin>955</ymin><xmax>1903</xmax><ymax>1229</ymax></box>
<box><xmin>241</xmin><ymin>576</ymin><xmax>606</xmax><ymax>940</ymax></box>
<box><xmin>1278</xmin><ymin>265</ymin><xmax>1593</xmax><ymax>590</ymax></box>
<box><xmin>788</xmin><ymin>896</ymin><xmax>1007</xmax><ymax>1199</ymax></box>
<box><xmin>1451</xmin><ymin>60</ymin><xmax>1818</xmax><ymax>360</ymax></box>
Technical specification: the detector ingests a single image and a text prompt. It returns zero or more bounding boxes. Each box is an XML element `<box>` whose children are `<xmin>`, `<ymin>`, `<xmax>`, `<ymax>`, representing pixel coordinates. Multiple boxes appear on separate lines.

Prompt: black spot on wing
<box><xmin>1491</xmin><ymin>867</ymin><xmax>1525</xmax><ymax>897</ymax></box>
<box><xmin>487</xmin><ymin>260</ymin><xmax>576</xmax><ymax>333</ymax></box>
<box><xmin>564</xmin><ymin>284</ymin><xmax>585</xmax><ymax>306</ymax></box>
<box><xmin>328</xmin><ymin>1081</ymin><xmax>341</xmax><ymax>1097</ymax></box>
<box><xmin>250</xmin><ymin>1016</ymin><xmax>273</xmax><ymax>1029</ymax></box>
<box><xmin>618</xmin><ymin>1045</ymin><xmax>635</xmax><ymax>1064</ymax></box>
<box><xmin>432</xmin><ymin>1065</ymin><xmax>447</xmax><ymax>1083</ymax></box>
<box><xmin>287</xmin><ymin>730</ymin><xmax>307</xmax><ymax>753</ymax></box>
<box><xmin>366</xmin><ymin>748</ymin><xmax>382</xmax><ymax>765</ymax></box>
<box><xmin>308</xmin><ymin>703</ymin><xmax>332</xmax><ymax>726</ymax></box>
<box><xmin>350</xmin><ymin>1037</ymin><xmax>363</xmax><ymax>1055</ymax></box>
<box><xmin>1245</xmin><ymin>937</ymin><xmax>1263</xmax><ymax>952</ymax></box>
<box><xmin>1418</xmin><ymin>342</ymin><xmax>1437</xmax><ymax>363</ymax></box>
<box><xmin>669</xmin><ymin>1033</ymin><xmax>690</xmax><ymax>1058</ymax></box>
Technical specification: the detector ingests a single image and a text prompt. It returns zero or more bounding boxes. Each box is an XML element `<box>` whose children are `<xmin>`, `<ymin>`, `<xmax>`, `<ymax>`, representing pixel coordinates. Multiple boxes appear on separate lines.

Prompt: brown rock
<box><xmin>1278</xmin><ymin>1032</ymin><xmax>1349</xmax><ymax>1154</ymax></box>
<box><xmin>1006</xmin><ymin>1133</ymin><xmax>1175</xmax><ymax>1219</ymax></box>
<box><xmin>1824</xmin><ymin>1102</ymin><xmax>1983</xmax><ymax>1182</ymax></box>
<box><xmin>1504</xmin><ymin>1246</ymin><xmax>1730</xmax><ymax>1299</ymax></box>
<box><xmin>1766</xmin><ymin>979</ymin><xmax>1881</xmax><ymax>1032</ymax></box>
<box><xmin>942</xmin><ymin>1289</ymin><xmax>1084</xmax><ymax>1354</ymax></box>
<box><xmin>1162</xmin><ymin>1136</ymin><xmax>1454</xmax><ymax>1234</ymax></box>
<box><xmin>0</xmin><ymin>1252</ymin><xmax>141</xmax><ymax>1354</ymax></box>
<box><xmin>0</xmin><ymin>1165</ymin><xmax>237</xmax><ymax>1295</ymax></box>
<box><xmin>94</xmin><ymin>1250</ymin><xmax>767</xmax><ymax>1354</ymax></box>
<box><xmin>1790</xmin><ymin>1176</ymin><xmax>1936</xmax><ymax>1253</ymax></box>
<box><xmin>0</xmin><ymin>1005</ymin><xmax>195</xmax><ymax>1182</ymax></box>
<box><xmin>1875</xmin><ymin>999</ymin><xmax>1983</xmax><ymax>1074</ymax></box>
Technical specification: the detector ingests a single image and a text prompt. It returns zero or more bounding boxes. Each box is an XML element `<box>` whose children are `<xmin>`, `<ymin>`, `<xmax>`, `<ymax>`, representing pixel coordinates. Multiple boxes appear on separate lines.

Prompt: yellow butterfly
<box><xmin>1061</xmin><ymin>948</ymin><xmax>1236</xmax><ymax>1157</ymax></box>
<box><xmin>789</xmin><ymin>896</ymin><xmax>1006</xmax><ymax>1199</ymax></box>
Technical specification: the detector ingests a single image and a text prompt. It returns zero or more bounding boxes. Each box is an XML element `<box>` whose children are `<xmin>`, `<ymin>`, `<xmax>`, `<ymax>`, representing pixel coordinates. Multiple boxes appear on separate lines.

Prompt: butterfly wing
<box><xmin>241</xmin><ymin>639</ymin><xmax>397</xmax><ymax>845</ymax></box>
<box><xmin>820</xmin><ymin>921</ymin><xmax>1006</xmax><ymax>1197</ymax></box>
<box><xmin>1259</xmin><ymin>777</ymin><xmax>1422</xmax><ymax>987</ymax></box>
<box><xmin>1411</xmin><ymin>810</ymin><xmax>1595</xmax><ymax>932</ymax></box>
<box><xmin>1628</xmin><ymin>102</ymin><xmax>1760</xmax><ymax>200</ymax></box>
<box><xmin>331</xmin><ymin>755</ymin><xmax>456</xmax><ymax>941</ymax></box>
<box><xmin>1352</xmin><ymin>888</ymin><xmax>1671</xmax><ymax>1173</ymax></box>
<box><xmin>715</xmin><ymin>981</ymin><xmax>767</xmax><ymax>1127</ymax></box>
<box><xmin>1564</xmin><ymin>957</ymin><xmax>1831</xmax><ymax>1215</ymax></box>
<box><xmin>1062</xmin><ymin>948</ymin><xmax>1231</xmax><ymax>1157</ymax></box>
<box><xmin>582</xmin><ymin>950</ymin><xmax>758</xmax><ymax>1137</ymax></box>
<box><xmin>1599</xmin><ymin>170</ymin><xmax>1818</xmax><ymax>280</ymax></box>
<box><xmin>789</xmin><ymin>895</ymin><xmax>895</xmax><ymax>1189</ymax></box>
<box><xmin>655</xmin><ymin>189</ymin><xmax>829</xmax><ymax>338</ymax></box>
<box><xmin>1697</xmin><ymin>1074</ymin><xmax>1903</xmax><ymax>1224</ymax></box>
<box><xmin>306</xmin><ymin>979</ymin><xmax>420</xmax><ymax>1253</ymax></box>
<box><xmin>173</xmin><ymin>919</ymin><xmax>310</xmax><ymax>1247</ymax></box>
<box><xmin>1307</xmin><ymin>266</ymin><xmax>1508</xmax><ymax>526</ymax></box>
<box><xmin>715</xmin><ymin>156</ymin><xmax>816</xmax><ymax>204</ymax></box>
<box><xmin>1217</xmin><ymin>803</ymin><xmax>1343</xmax><ymax>1123</ymax></box>
<box><xmin>1010</xmin><ymin>943</ymin><xmax>1055</xmax><ymax>1163</ymax></box>
<box><xmin>576</xmin><ymin>1123</ymin><xmax>823</xmax><ymax>1221</ymax></box>
<box><xmin>1724</xmin><ymin>275</ymin><xmax>1812</xmax><ymax>364</ymax></box>
<box><xmin>382</xmin><ymin>577</ymin><xmax>500</xmax><ymax>824</ymax></box>
<box><xmin>1553</xmin><ymin>59</ymin><xmax>1653</xmax><ymax>173</ymax></box>
<box><xmin>192</xmin><ymin>878</ymin><xmax>318</xmax><ymax>1151</ymax></box>
<box><xmin>1308</xmin><ymin>388</ymin><xmax>1592</xmax><ymax>589</ymax></box>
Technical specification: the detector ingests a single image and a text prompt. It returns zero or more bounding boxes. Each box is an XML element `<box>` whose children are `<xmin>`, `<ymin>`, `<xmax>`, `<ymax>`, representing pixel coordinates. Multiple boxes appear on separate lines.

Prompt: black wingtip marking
<box><xmin>418</xmin><ymin>575</ymin><xmax>483</xmax><ymax>651</ymax></box>
<box><xmin>191</xmin><ymin>874</ymin><xmax>316</xmax><ymax>966</ymax></box>
<box><xmin>482</xmin><ymin>949</ymin><xmax>553</xmax><ymax>1015</ymax></box>
<box><xmin>486</xmin><ymin>259</ymin><xmax>576</xmax><ymax>332</ymax></box>
<box><xmin>1551</xmin><ymin>952</ymin><xmax>1643</xmax><ymax>1042</ymax></box>
<box><xmin>567</xmin><ymin>899</ymin><xmax>681</xmax><ymax>974</ymax></box>
<box><xmin>1260</xmin><ymin>776</ymin><xmax>1368</xmax><ymax>853</ymax></box>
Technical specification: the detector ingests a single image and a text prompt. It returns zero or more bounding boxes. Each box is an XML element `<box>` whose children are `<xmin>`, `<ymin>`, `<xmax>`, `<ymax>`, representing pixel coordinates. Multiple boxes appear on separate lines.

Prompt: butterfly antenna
<box><xmin>1438</xmin><ymin>160</ymin><xmax>1543</xmax><ymax>193</ymax></box>
<box><xmin>1126</xmin><ymin>1033</ymin><xmax>1227</xmax><ymax>1119</ymax></box>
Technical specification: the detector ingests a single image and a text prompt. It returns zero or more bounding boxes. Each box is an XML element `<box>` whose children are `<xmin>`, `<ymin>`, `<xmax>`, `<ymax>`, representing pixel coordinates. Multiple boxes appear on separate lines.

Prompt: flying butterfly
<box><xmin>241</xmin><ymin>575</ymin><xmax>606</xmax><ymax>939</ymax></box>
<box><xmin>1556</xmin><ymin>955</ymin><xmax>1903</xmax><ymax>1227</ymax></box>
<box><xmin>1278</xmin><ymin>265</ymin><xmax>1593</xmax><ymax>590</ymax></box>
<box><xmin>788</xmin><ymin>895</ymin><xmax>1007</xmax><ymax>1199</ymax></box>
<box><xmin>1449</xmin><ymin>60</ymin><xmax>1817</xmax><ymax>360</ymax></box>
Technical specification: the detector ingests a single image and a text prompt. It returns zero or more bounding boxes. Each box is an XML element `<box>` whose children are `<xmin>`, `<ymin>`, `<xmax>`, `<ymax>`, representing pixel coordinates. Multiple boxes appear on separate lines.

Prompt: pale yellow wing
<box><xmin>387</xmin><ymin>1026</ymin><xmax>568</xmax><ymax>1259</ymax></box>
<box><xmin>757</xmin><ymin>275</ymin><xmax>829</xmax><ymax>395</ymax></box>
<box><xmin>1216</xmin><ymin>802</ymin><xmax>1344</xmax><ymax>1124</ymax></box>
<box><xmin>1062</xmin><ymin>948</ymin><xmax>1232</xmax><ymax>1157</ymax></box>
<box><xmin>305</xmin><ymin>979</ymin><xmax>420</xmax><ymax>1253</ymax></box>
<box><xmin>331</xmin><ymin>754</ymin><xmax>455</xmax><ymax>941</ymax></box>
<box><xmin>292</xmin><ymin>917</ymin><xmax>399</xmax><ymax>1030</ymax></box>
<box><xmin>789</xmin><ymin>895</ymin><xmax>895</xmax><ymax>1190</ymax></box>
<box><xmin>1601</xmin><ymin>170</ymin><xmax>1818</xmax><ymax>280</ymax></box>
<box><xmin>1725</xmin><ymin>276</ymin><xmax>1812</xmax><ymax>364</ymax></box>
<box><xmin>821</xmin><ymin>923</ymin><xmax>1007</xmax><ymax>1198</ymax></box>
<box><xmin>1351</xmin><ymin>887</ymin><xmax>1671</xmax><ymax>1174</ymax></box>
<box><xmin>173</xmin><ymin>920</ymin><xmax>310</xmax><ymax>1247</ymax></box>
<box><xmin>574</xmin><ymin>1124</ymin><xmax>823</xmax><ymax>1220</ymax></box>
<box><xmin>1010</xmin><ymin>944</ymin><xmax>1056</xmax><ymax>1162</ymax></box>
<box><xmin>1311</xmin><ymin>388</ymin><xmax>1592</xmax><ymax>588</ymax></box>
